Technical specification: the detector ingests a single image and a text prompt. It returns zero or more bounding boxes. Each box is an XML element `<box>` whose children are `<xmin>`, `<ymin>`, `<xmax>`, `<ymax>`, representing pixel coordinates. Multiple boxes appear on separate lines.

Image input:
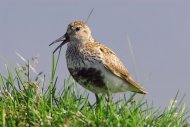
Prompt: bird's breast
<box><xmin>66</xmin><ymin>46</ymin><xmax>101</xmax><ymax>69</ymax></box>
<box><xmin>66</xmin><ymin>46</ymin><xmax>84</xmax><ymax>68</ymax></box>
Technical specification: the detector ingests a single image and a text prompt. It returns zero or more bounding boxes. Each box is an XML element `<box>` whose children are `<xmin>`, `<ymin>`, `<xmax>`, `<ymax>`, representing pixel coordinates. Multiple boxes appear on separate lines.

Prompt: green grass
<box><xmin>0</xmin><ymin>54</ymin><xmax>189</xmax><ymax>127</ymax></box>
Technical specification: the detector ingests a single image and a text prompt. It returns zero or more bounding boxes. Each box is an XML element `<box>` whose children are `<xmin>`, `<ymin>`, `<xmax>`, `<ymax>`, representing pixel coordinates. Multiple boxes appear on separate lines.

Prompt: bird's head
<box><xmin>49</xmin><ymin>21</ymin><xmax>93</xmax><ymax>53</ymax></box>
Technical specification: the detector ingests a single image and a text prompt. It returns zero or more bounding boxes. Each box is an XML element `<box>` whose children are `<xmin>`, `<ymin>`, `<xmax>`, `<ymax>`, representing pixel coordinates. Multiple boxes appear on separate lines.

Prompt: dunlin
<box><xmin>50</xmin><ymin>21</ymin><xmax>147</xmax><ymax>99</ymax></box>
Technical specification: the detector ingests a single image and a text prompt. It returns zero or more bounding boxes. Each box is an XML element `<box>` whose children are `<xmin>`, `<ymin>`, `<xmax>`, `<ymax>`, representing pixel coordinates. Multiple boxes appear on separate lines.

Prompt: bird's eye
<box><xmin>75</xmin><ymin>27</ymin><xmax>80</xmax><ymax>31</ymax></box>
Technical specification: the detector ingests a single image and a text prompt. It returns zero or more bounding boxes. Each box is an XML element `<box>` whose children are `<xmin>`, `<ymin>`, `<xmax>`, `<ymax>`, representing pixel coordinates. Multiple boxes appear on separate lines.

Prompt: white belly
<box><xmin>100</xmin><ymin>65</ymin><xmax>130</xmax><ymax>93</ymax></box>
<box><xmin>80</xmin><ymin>63</ymin><xmax>130</xmax><ymax>93</ymax></box>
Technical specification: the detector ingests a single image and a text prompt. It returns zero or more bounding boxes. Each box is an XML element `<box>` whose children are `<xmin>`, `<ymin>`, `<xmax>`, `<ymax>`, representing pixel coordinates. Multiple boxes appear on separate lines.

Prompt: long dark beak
<box><xmin>49</xmin><ymin>33</ymin><xmax>69</xmax><ymax>53</ymax></box>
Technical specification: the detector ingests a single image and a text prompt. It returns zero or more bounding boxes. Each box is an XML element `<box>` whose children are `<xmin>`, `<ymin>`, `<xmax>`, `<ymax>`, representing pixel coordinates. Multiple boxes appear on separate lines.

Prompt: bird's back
<box><xmin>66</xmin><ymin>41</ymin><xmax>147</xmax><ymax>94</ymax></box>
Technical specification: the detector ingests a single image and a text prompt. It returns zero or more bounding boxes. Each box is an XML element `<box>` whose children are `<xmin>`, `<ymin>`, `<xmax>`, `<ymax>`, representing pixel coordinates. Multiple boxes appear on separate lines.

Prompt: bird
<box><xmin>49</xmin><ymin>21</ymin><xmax>147</xmax><ymax>101</ymax></box>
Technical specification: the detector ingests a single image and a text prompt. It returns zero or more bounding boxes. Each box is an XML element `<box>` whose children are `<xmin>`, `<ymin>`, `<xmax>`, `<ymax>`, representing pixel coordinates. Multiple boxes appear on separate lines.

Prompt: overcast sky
<box><xmin>0</xmin><ymin>0</ymin><xmax>190</xmax><ymax>107</ymax></box>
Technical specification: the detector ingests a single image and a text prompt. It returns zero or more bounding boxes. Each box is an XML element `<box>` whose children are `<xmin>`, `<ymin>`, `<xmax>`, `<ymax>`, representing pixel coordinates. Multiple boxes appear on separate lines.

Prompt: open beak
<box><xmin>49</xmin><ymin>33</ymin><xmax>69</xmax><ymax>53</ymax></box>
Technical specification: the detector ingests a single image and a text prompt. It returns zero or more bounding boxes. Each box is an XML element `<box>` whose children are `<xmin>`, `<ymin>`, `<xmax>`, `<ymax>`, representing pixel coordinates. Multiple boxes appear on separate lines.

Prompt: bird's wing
<box><xmin>86</xmin><ymin>42</ymin><xmax>147</xmax><ymax>94</ymax></box>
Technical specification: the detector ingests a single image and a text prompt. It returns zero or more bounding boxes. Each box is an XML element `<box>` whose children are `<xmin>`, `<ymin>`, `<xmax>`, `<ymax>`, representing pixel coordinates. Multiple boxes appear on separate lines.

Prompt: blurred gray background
<box><xmin>0</xmin><ymin>0</ymin><xmax>190</xmax><ymax>107</ymax></box>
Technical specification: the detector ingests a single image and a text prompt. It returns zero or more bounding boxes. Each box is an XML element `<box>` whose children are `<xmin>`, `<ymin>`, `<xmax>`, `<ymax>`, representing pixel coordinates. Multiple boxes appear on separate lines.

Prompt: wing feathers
<box><xmin>84</xmin><ymin>42</ymin><xmax>147</xmax><ymax>94</ymax></box>
<box><xmin>98</xmin><ymin>43</ymin><xmax>147</xmax><ymax>94</ymax></box>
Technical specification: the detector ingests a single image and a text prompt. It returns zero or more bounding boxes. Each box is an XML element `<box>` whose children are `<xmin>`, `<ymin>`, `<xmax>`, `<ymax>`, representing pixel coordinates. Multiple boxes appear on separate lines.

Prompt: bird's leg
<box><xmin>106</xmin><ymin>92</ymin><xmax>113</xmax><ymax>103</ymax></box>
<box><xmin>95</xmin><ymin>94</ymin><xmax>100</xmax><ymax>103</ymax></box>
<box><xmin>86</xmin><ymin>94</ymin><xmax>93</xmax><ymax>107</ymax></box>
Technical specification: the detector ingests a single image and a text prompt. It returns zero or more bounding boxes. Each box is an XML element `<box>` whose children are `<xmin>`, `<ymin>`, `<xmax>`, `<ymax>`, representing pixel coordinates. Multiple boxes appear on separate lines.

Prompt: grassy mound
<box><xmin>0</xmin><ymin>54</ymin><xmax>189</xmax><ymax>127</ymax></box>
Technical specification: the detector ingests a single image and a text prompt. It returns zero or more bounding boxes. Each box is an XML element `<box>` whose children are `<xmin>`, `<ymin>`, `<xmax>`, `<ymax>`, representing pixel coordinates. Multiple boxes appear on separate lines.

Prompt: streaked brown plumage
<box><xmin>50</xmin><ymin>21</ymin><xmax>147</xmax><ymax>95</ymax></box>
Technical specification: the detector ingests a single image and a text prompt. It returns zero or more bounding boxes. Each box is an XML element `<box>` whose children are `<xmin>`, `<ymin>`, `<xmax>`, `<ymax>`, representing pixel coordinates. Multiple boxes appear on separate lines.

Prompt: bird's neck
<box><xmin>67</xmin><ymin>37</ymin><xmax>95</xmax><ymax>48</ymax></box>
